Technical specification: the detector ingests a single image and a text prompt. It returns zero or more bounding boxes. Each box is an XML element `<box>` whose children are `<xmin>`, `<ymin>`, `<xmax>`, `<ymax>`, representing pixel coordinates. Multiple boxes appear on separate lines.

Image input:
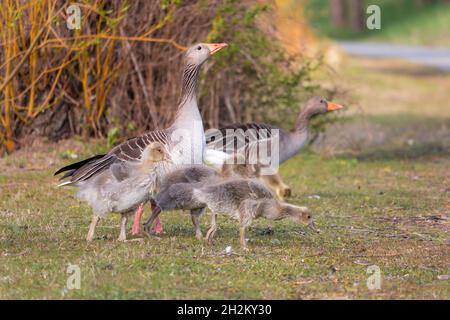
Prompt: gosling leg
<box><xmin>205</xmin><ymin>213</ymin><xmax>217</xmax><ymax>245</ymax></box>
<box><xmin>118</xmin><ymin>213</ymin><xmax>128</xmax><ymax>241</ymax></box>
<box><xmin>86</xmin><ymin>215</ymin><xmax>100</xmax><ymax>242</ymax></box>
<box><xmin>240</xmin><ymin>226</ymin><xmax>248</xmax><ymax>251</ymax></box>
<box><xmin>191</xmin><ymin>208</ymin><xmax>205</xmax><ymax>240</ymax></box>
<box><xmin>238</xmin><ymin>199</ymin><xmax>256</xmax><ymax>250</ymax></box>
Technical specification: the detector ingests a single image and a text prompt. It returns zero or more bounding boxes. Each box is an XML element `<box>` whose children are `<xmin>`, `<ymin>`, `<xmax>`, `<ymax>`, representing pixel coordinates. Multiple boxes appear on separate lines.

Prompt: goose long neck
<box><xmin>173</xmin><ymin>63</ymin><xmax>201</xmax><ymax>122</ymax></box>
<box><xmin>294</xmin><ymin>109</ymin><xmax>311</xmax><ymax>133</ymax></box>
<box><xmin>281</xmin><ymin>109</ymin><xmax>312</xmax><ymax>163</ymax></box>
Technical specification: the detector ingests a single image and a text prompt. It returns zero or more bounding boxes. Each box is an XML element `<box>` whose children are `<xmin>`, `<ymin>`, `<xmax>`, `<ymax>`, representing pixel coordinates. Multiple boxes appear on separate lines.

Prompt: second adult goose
<box><xmin>55</xmin><ymin>42</ymin><xmax>228</xmax><ymax>238</ymax></box>
<box><xmin>206</xmin><ymin>97</ymin><xmax>344</xmax><ymax>164</ymax></box>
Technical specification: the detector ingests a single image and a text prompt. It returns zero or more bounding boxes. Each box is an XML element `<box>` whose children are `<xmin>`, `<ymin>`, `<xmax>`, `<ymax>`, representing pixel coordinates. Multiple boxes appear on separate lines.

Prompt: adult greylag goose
<box><xmin>146</xmin><ymin>177</ymin><xmax>312</xmax><ymax>250</ymax></box>
<box><xmin>206</xmin><ymin>96</ymin><xmax>344</xmax><ymax>164</ymax></box>
<box><xmin>55</xmin><ymin>42</ymin><xmax>228</xmax><ymax>239</ymax></box>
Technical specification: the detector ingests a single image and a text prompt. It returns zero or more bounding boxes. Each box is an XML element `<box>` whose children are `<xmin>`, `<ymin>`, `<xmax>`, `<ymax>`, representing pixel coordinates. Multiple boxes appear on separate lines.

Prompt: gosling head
<box><xmin>141</xmin><ymin>142</ymin><xmax>170</xmax><ymax>165</ymax></box>
<box><xmin>280</xmin><ymin>203</ymin><xmax>312</xmax><ymax>226</ymax></box>
<box><xmin>184</xmin><ymin>43</ymin><xmax>228</xmax><ymax>66</ymax></box>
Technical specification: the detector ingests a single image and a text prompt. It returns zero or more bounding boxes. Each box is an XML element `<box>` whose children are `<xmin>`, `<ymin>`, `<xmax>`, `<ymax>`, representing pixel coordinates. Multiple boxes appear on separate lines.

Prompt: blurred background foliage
<box><xmin>306</xmin><ymin>0</ymin><xmax>450</xmax><ymax>46</ymax></box>
<box><xmin>0</xmin><ymin>0</ymin><xmax>335</xmax><ymax>155</ymax></box>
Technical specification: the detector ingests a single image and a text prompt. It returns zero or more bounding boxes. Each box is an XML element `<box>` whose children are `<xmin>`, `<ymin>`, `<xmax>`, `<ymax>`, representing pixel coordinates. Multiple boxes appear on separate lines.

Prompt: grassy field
<box><xmin>304</xmin><ymin>0</ymin><xmax>450</xmax><ymax>47</ymax></box>
<box><xmin>0</xmin><ymin>57</ymin><xmax>449</xmax><ymax>299</ymax></box>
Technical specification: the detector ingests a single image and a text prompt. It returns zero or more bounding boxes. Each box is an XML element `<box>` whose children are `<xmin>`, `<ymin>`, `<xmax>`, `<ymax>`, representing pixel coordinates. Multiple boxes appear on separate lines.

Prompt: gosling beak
<box><xmin>326</xmin><ymin>101</ymin><xmax>344</xmax><ymax>111</ymax></box>
<box><xmin>205</xmin><ymin>43</ymin><xmax>228</xmax><ymax>55</ymax></box>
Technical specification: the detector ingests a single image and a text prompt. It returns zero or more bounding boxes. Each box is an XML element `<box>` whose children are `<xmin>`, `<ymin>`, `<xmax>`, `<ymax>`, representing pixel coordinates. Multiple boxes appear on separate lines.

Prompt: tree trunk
<box><xmin>349</xmin><ymin>0</ymin><xmax>364</xmax><ymax>32</ymax></box>
<box><xmin>330</xmin><ymin>0</ymin><xmax>346</xmax><ymax>27</ymax></box>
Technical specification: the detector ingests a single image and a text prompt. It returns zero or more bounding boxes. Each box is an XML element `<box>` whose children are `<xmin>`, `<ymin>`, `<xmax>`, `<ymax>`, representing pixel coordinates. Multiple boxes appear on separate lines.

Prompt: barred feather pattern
<box><xmin>62</xmin><ymin>129</ymin><xmax>171</xmax><ymax>185</ymax></box>
<box><xmin>206</xmin><ymin>122</ymin><xmax>288</xmax><ymax>165</ymax></box>
<box><xmin>206</xmin><ymin>123</ymin><xmax>276</xmax><ymax>152</ymax></box>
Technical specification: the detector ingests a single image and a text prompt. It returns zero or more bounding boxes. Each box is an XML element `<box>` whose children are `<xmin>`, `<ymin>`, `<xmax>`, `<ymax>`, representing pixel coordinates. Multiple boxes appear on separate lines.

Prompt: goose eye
<box><xmin>320</xmin><ymin>99</ymin><xmax>325</xmax><ymax>104</ymax></box>
<box><xmin>197</xmin><ymin>46</ymin><xmax>202</xmax><ymax>50</ymax></box>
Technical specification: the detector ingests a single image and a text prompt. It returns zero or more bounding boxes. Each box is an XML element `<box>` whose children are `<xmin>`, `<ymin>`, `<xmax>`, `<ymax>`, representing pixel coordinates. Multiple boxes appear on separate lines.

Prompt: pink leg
<box><xmin>153</xmin><ymin>216</ymin><xmax>164</xmax><ymax>234</ymax></box>
<box><xmin>131</xmin><ymin>204</ymin><xmax>144</xmax><ymax>236</ymax></box>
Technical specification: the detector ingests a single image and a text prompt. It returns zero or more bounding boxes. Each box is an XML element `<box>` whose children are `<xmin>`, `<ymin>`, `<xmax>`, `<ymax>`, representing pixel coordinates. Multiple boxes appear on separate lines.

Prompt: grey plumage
<box><xmin>81</xmin><ymin>142</ymin><xmax>171</xmax><ymax>241</ymax></box>
<box><xmin>146</xmin><ymin>175</ymin><xmax>312</xmax><ymax>249</ymax></box>
<box><xmin>206</xmin><ymin>96</ymin><xmax>343</xmax><ymax>164</ymax></box>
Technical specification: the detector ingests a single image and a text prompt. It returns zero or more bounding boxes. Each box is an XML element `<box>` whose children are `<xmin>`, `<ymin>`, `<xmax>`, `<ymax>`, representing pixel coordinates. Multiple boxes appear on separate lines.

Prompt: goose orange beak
<box><xmin>205</xmin><ymin>43</ymin><xmax>228</xmax><ymax>55</ymax></box>
<box><xmin>327</xmin><ymin>101</ymin><xmax>344</xmax><ymax>111</ymax></box>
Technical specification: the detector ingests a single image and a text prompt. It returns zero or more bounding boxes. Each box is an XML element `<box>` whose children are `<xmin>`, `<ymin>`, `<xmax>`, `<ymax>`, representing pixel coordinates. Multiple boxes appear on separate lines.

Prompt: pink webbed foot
<box><xmin>152</xmin><ymin>216</ymin><xmax>164</xmax><ymax>235</ymax></box>
<box><xmin>131</xmin><ymin>204</ymin><xmax>144</xmax><ymax>236</ymax></box>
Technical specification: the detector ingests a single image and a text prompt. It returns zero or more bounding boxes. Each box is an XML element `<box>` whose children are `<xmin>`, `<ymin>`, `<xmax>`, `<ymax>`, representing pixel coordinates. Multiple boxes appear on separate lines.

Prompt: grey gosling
<box><xmin>77</xmin><ymin>142</ymin><xmax>170</xmax><ymax>241</ymax></box>
<box><xmin>142</xmin><ymin>162</ymin><xmax>292</xmax><ymax>238</ymax></box>
<box><xmin>146</xmin><ymin>178</ymin><xmax>312</xmax><ymax>249</ymax></box>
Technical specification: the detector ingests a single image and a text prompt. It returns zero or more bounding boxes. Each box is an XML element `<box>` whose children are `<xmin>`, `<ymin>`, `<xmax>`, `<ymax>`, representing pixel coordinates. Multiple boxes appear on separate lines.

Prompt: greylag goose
<box><xmin>204</xmin><ymin>97</ymin><xmax>343</xmax><ymax>199</ymax></box>
<box><xmin>55</xmin><ymin>42</ymin><xmax>228</xmax><ymax>239</ymax></box>
<box><xmin>206</xmin><ymin>96</ymin><xmax>344</xmax><ymax>164</ymax></box>
<box><xmin>76</xmin><ymin>142</ymin><xmax>170</xmax><ymax>241</ymax></box>
<box><xmin>146</xmin><ymin>177</ymin><xmax>312</xmax><ymax>249</ymax></box>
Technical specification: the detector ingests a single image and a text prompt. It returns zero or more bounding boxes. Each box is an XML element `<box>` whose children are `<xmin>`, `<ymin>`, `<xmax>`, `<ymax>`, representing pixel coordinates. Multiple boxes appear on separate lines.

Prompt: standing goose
<box><xmin>206</xmin><ymin>97</ymin><xmax>344</xmax><ymax>164</ymax></box>
<box><xmin>55</xmin><ymin>42</ymin><xmax>228</xmax><ymax>239</ymax></box>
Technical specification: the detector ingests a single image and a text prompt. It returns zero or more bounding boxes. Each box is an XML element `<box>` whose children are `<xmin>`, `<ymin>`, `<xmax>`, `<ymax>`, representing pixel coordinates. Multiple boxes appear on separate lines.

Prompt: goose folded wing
<box><xmin>62</xmin><ymin>130</ymin><xmax>169</xmax><ymax>184</ymax></box>
<box><xmin>206</xmin><ymin>123</ymin><xmax>277</xmax><ymax>152</ymax></box>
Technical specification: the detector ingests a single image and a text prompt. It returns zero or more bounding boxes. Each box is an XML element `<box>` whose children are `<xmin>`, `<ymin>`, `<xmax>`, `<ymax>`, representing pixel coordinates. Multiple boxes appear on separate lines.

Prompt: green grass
<box><xmin>304</xmin><ymin>0</ymin><xmax>450</xmax><ymax>47</ymax></box>
<box><xmin>0</xmin><ymin>142</ymin><xmax>448</xmax><ymax>299</ymax></box>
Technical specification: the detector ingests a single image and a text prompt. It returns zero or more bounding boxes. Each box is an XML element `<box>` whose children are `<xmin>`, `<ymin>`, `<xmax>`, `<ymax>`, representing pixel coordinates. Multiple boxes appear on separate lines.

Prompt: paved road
<box><xmin>338</xmin><ymin>41</ymin><xmax>450</xmax><ymax>72</ymax></box>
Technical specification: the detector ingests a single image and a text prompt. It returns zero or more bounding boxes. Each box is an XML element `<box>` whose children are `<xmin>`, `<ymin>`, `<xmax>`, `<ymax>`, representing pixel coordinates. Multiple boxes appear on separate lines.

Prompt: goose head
<box><xmin>184</xmin><ymin>43</ymin><xmax>228</xmax><ymax>66</ymax></box>
<box><xmin>302</xmin><ymin>96</ymin><xmax>344</xmax><ymax>117</ymax></box>
<box><xmin>293</xmin><ymin>97</ymin><xmax>344</xmax><ymax>132</ymax></box>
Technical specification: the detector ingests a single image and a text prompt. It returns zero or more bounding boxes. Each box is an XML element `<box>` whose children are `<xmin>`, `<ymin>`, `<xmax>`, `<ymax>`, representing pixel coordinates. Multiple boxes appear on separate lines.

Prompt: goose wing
<box><xmin>55</xmin><ymin>130</ymin><xmax>169</xmax><ymax>185</ymax></box>
<box><xmin>206</xmin><ymin>122</ymin><xmax>278</xmax><ymax>152</ymax></box>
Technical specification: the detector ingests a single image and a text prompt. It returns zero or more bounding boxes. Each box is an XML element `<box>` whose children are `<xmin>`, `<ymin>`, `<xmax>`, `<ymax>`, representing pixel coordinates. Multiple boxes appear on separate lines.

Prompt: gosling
<box><xmin>142</xmin><ymin>162</ymin><xmax>291</xmax><ymax>238</ymax></box>
<box><xmin>146</xmin><ymin>178</ymin><xmax>312</xmax><ymax>249</ymax></box>
<box><xmin>74</xmin><ymin>142</ymin><xmax>170</xmax><ymax>241</ymax></box>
